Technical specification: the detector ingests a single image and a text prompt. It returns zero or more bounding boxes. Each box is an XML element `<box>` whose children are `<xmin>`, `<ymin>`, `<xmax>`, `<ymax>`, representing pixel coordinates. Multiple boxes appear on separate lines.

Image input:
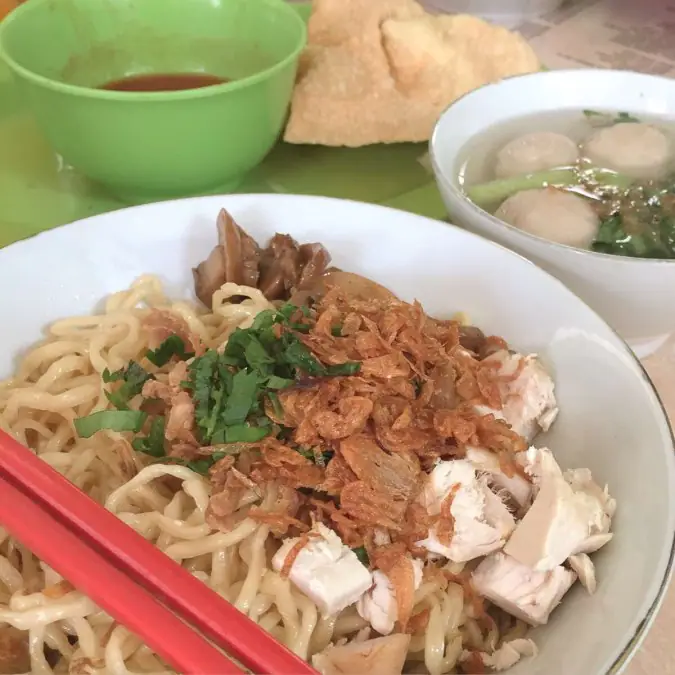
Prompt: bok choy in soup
<box><xmin>459</xmin><ymin>110</ymin><xmax>675</xmax><ymax>259</ymax></box>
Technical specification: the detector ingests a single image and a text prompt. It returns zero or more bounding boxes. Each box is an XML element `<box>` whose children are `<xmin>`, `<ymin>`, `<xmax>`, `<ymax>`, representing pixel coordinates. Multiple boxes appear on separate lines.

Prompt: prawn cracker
<box><xmin>284</xmin><ymin>0</ymin><xmax>540</xmax><ymax>147</ymax></box>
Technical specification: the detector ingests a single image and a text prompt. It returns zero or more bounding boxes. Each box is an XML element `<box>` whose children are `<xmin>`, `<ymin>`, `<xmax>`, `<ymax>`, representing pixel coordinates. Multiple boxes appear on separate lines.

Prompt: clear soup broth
<box><xmin>458</xmin><ymin>110</ymin><xmax>675</xmax><ymax>259</ymax></box>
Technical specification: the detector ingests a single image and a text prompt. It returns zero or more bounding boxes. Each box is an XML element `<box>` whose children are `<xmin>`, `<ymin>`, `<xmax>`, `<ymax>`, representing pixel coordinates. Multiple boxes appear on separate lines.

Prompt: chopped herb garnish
<box><xmin>222</xmin><ymin>371</ymin><xmax>261</xmax><ymax>426</ymax></box>
<box><xmin>160</xmin><ymin>450</ymin><xmax>229</xmax><ymax>475</ymax></box>
<box><xmin>75</xmin><ymin>410</ymin><xmax>147</xmax><ymax>438</ymax></box>
<box><xmin>82</xmin><ymin>303</ymin><xmax>363</xmax><ymax>458</ymax></box>
<box><xmin>325</xmin><ymin>362</ymin><xmax>361</xmax><ymax>376</ymax></box>
<box><xmin>224</xmin><ymin>424</ymin><xmax>270</xmax><ymax>443</ymax></box>
<box><xmin>331</xmin><ymin>325</ymin><xmax>343</xmax><ymax>337</ymax></box>
<box><xmin>352</xmin><ymin>546</ymin><xmax>370</xmax><ymax>566</ymax></box>
<box><xmin>103</xmin><ymin>362</ymin><xmax>153</xmax><ymax>410</ymax></box>
<box><xmin>146</xmin><ymin>335</ymin><xmax>194</xmax><ymax>367</ymax></box>
<box><xmin>615</xmin><ymin>111</ymin><xmax>640</xmax><ymax>123</ymax></box>
<box><xmin>132</xmin><ymin>416</ymin><xmax>166</xmax><ymax>457</ymax></box>
<box><xmin>583</xmin><ymin>109</ymin><xmax>641</xmax><ymax>125</ymax></box>
<box><xmin>267</xmin><ymin>375</ymin><xmax>294</xmax><ymax>390</ymax></box>
<box><xmin>282</xmin><ymin>340</ymin><xmax>327</xmax><ymax>376</ymax></box>
<box><xmin>297</xmin><ymin>446</ymin><xmax>333</xmax><ymax>467</ymax></box>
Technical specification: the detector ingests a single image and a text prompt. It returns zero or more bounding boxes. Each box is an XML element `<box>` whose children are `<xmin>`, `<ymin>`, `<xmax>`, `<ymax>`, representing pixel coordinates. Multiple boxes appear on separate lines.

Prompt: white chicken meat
<box><xmin>416</xmin><ymin>460</ymin><xmax>516</xmax><ymax>562</ymax></box>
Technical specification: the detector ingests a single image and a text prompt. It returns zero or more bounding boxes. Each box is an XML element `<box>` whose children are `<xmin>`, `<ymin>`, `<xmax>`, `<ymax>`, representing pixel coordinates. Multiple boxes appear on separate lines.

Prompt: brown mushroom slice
<box><xmin>259</xmin><ymin>234</ymin><xmax>303</xmax><ymax>300</ymax></box>
<box><xmin>458</xmin><ymin>325</ymin><xmax>487</xmax><ymax>354</ymax></box>
<box><xmin>192</xmin><ymin>209</ymin><xmax>261</xmax><ymax>306</ymax></box>
<box><xmin>312</xmin><ymin>634</ymin><xmax>410</xmax><ymax>675</ymax></box>
<box><xmin>297</xmin><ymin>243</ymin><xmax>332</xmax><ymax>290</ymax></box>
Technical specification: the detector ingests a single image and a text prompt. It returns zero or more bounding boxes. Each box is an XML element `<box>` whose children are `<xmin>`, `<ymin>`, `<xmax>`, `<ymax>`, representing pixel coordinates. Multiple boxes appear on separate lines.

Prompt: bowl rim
<box><xmin>430</xmin><ymin>68</ymin><xmax>675</xmax><ymax>266</ymax></box>
<box><xmin>0</xmin><ymin>0</ymin><xmax>307</xmax><ymax>101</ymax></box>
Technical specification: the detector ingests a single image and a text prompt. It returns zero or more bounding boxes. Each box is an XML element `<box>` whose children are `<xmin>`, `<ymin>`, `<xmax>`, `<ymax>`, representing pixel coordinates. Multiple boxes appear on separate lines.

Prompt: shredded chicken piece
<box><xmin>312</xmin><ymin>634</ymin><xmax>410</xmax><ymax>675</ymax></box>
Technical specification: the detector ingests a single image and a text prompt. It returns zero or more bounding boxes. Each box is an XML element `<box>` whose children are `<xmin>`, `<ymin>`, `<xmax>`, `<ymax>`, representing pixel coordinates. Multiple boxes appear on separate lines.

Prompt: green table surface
<box><xmin>0</xmin><ymin>1</ymin><xmax>446</xmax><ymax>249</ymax></box>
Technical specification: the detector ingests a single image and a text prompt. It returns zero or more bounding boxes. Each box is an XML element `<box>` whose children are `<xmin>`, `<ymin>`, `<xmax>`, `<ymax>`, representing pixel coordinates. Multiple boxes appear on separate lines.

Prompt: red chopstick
<box><xmin>0</xmin><ymin>471</ymin><xmax>241</xmax><ymax>674</ymax></box>
<box><xmin>0</xmin><ymin>431</ymin><xmax>317</xmax><ymax>675</ymax></box>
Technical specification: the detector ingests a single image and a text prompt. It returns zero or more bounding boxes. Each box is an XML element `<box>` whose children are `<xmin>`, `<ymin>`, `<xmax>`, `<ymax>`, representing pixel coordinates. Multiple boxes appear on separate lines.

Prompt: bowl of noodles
<box><xmin>0</xmin><ymin>194</ymin><xmax>673</xmax><ymax>675</ymax></box>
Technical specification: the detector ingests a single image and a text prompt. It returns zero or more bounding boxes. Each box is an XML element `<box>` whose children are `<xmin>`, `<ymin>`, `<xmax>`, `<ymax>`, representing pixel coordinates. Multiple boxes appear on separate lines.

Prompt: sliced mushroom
<box><xmin>192</xmin><ymin>209</ymin><xmax>261</xmax><ymax>306</ymax></box>
<box><xmin>258</xmin><ymin>234</ymin><xmax>302</xmax><ymax>300</ymax></box>
<box><xmin>458</xmin><ymin>325</ymin><xmax>487</xmax><ymax>354</ymax></box>
<box><xmin>297</xmin><ymin>243</ymin><xmax>331</xmax><ymax>290</ymax></box>
<box><xmin>312</xmin><ymin>634</ymin><xmax>410</xmax><ymax>675</ymax></box>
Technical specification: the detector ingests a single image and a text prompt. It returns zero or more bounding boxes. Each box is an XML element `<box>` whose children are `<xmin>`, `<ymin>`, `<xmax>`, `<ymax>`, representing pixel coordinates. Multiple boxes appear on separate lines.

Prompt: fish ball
<box><xmin>582</xmin><ymin>123</ymin><xmax>672</xmax><ymax>179</ymax></box>
<box><xmin>495</xmin><ymin>132</ymin><xmax>579</xmax><ymax>178</ymax></box>
<box><xmin>494</xmin><ymin>188</ymin><xmax>599</xmax><ymax>249</ymax></box>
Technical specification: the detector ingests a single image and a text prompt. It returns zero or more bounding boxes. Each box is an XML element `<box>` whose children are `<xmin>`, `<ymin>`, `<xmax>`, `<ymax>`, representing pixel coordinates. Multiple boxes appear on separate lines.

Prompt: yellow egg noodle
<box><xmin>0</xmin><ymin>276</ymin><xmax>515</xmax><ymax>675</ymax></box>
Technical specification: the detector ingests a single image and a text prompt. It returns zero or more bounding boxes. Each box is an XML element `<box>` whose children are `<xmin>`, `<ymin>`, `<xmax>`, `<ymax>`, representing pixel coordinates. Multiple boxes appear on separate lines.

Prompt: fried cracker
<box><xmin>284</xmin><ymin>0</ymin><xmax>540</xmax><ymax>147</ymax></box>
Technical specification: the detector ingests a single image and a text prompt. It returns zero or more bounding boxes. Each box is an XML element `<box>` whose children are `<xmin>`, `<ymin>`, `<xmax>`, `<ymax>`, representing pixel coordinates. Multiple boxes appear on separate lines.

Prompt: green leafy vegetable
<box><xmin>222</xmin><ymin>424</ymin><xmax>270</xmax><ymax>443</ymax></box>
<box><xmin>592</xmin><ymin>182</ymin><xmax>675</xmax><ymax>258</ymax></box>
<box><xmin>466</xmin><ymin>169</ymin><xmax>578</xmax><ymax>210</ymax></box>
<box><xmin>222</xmin><ymin>371</ymin><xmax>262</xmax><ymax>426</ymax></box>
<box><xmin>615</xmin><ymin>111</ymin><xmax>641</xmax><ymax>123</ymax></box>
<box><xmin>84</xmin><ymin>303</ymin><xmax>362</xmax><ymax>464</ymax></box>
<box><xmin>132</xmin><ymin>416</ymin><xmax>166</xmax><ymax>457</ymax></box>
<box><xmin>103</xmin><ymin>362</ymin><xmax>153</xmax><ymax>409</ymax></box>
<box><xmin>583</xmin><ymin>109</ymin><xmax>641</xmax><ymax>126</ymax></box>
<box><xmin>75</xmin><ymin>410</ymin><xmax>147</xmax><ymax>438</ymax></box>
<box><xmin>160</xmin><ymin>450</ymin><xmax>229</xmax><ymax>476</ymax></box>
<box><xmin>326</xmin><ymin>362</ymin><xmax>361</xmax><ymax>376</ymax></box>
<box><xmin>352</xmin><ymin>546</ymin><xmax>370</xmax><ymax>566</ymax></box>
<box><xmin>146</xmin><ymin>335</ymin><xmax>194</xmax><ymax>367</ymax></box>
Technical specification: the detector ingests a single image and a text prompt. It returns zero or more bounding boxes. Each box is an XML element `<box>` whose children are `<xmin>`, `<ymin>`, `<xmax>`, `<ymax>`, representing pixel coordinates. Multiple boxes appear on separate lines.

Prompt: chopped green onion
<box><xmin>466</xmin><ymin>169</ymin><xmax>578</xmax><ymax>210</ymax></box>
<box><xmin>75</xmin><ymin>410</ymin><xmax>147</xmax><ymax>438</ymax></box>
<box><xmin>352</xmin><ymin>546</ymin><xmax>370</xmax><ymax>566</ymax></box>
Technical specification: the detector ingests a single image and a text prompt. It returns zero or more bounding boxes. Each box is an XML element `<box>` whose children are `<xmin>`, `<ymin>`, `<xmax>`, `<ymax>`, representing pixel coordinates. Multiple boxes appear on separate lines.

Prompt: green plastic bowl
<box><xmin>0</xmin><ymin>0</ymin><xmax>306</xmax><ymax>201</ymax></box>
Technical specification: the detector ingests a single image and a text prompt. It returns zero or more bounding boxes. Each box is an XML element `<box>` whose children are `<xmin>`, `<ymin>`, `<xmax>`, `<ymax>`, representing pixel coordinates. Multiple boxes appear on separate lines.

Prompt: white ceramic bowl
<box><xmin>1</xmin><ymin>194</ymin><xmax>674</xmax><ymax>675</ymax></box>
<box><xmin>430</xmin><ymin>68</ymin><xmax>675</xmax><ymax>358</ymax></box>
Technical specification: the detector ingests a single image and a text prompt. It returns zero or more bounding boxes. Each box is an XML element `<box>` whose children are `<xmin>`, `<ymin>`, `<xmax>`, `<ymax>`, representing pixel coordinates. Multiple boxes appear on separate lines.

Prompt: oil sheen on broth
<box><xmin>459</xmin><ymin>110</ymin><xmax>675</xmax><ymax>259</ymax></box>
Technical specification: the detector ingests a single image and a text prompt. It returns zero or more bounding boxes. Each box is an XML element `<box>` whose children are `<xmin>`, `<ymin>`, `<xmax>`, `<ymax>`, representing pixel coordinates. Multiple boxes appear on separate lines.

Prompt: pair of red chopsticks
<box><xmin>0</xmin><ymin>429</ymin><xmax>317</xmax><ymax>675</ymax></box>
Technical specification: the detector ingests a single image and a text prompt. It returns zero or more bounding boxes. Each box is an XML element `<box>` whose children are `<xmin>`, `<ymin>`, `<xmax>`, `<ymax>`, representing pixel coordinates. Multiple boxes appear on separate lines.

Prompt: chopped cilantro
<box><xmin>82</xmin><ymin>303</ymin><xmax>362</xmax><ymax>457</ymax></box>
<box><xmin>223</xmin><ymin>424</ymin><xmax>270</xmax><ymax>443</ymax></box>
<box><xmin>132</xmin><ymin>416</ymin><xmax>166</xmax><ymax>457</ymax></box>
<box><xmin>103</xmin><ymin>362</ymin><xmax>153</xmax><ymax>409</ymax></box>
<box><xmin>160</xmin><ymin>450</ymin><xmax>229</xmax><ymax>476</ymax></box>
<box><xmin>222</xmin><ymin>371</ymin><xmax>261</xmax><ymax>425</ymax></box>
<box><xmin>352</xmin><ymin>546</ymin><xmax>370</xmax><ymax>566</ymax></box>
<box><xmin>297</xmin><ymin>446</ymin><xmax>333</xmax><ymax>467</ymax></box>
<box><xmin>146</xmin><ymin>335</ymin><xmax>194</xmax><ymax>367</ymax></box>
<box><xmin>325</xmin><ymin>362</ymin><xmax>361</xmax><ymax>376</ymax></box>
